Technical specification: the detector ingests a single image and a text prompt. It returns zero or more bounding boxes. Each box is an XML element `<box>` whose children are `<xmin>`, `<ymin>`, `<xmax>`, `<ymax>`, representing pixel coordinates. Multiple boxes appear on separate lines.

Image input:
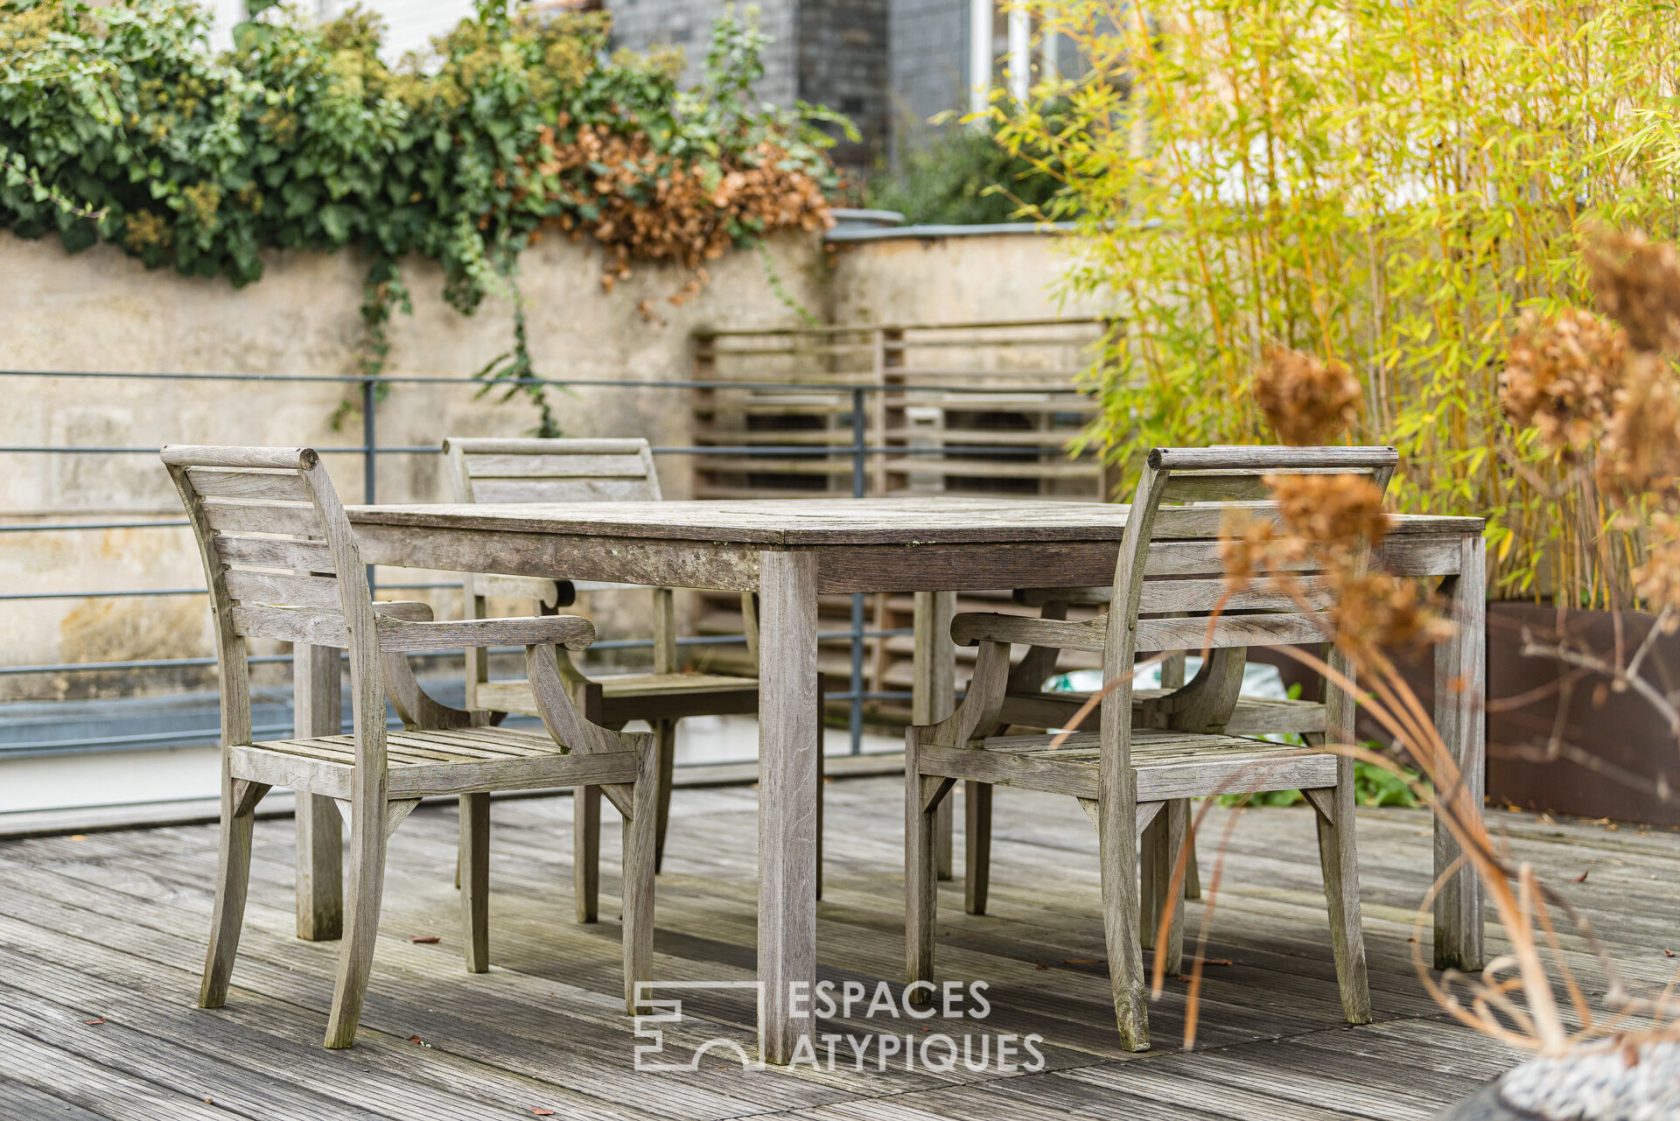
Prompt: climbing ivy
<box><xmin>0</xmin><ymin>0</ymin><xmax>842</xmax><ymax>426</ymax></box>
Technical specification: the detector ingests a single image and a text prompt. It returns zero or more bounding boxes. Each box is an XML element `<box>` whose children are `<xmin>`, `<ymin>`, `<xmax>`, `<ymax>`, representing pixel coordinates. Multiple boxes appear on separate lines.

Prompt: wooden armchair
<box><xmin>442</xmin><ymin>437</ymin><xmax>825</xmax><ymax>913</ymax></box>
<box><xmin>906</xmin><ymin>446</ymin><xmax>1395</xmax><ymax>1051</ymax></box>
<box><xmin>164</xmin><ymin>445</ymin><xmax>660</xmax><ymax>1049</ymax></box>
<box><xmin>961</xmin><ymin>584</ymin><xmax>1335</xmax><ymax>920</ymax></box>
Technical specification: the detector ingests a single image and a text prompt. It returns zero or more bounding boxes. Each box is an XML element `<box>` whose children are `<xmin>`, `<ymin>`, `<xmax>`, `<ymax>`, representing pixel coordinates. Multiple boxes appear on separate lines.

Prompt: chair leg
<box><xmin>574</xmin><ymin>785</ymin><xmax>601</xmax><ymax>924</ymax></box>
<box><xmin>1314</xmin><ymin>784</ymin><xmax>1372</xmax><ymax>1025</ymax></box>
<box><xmin>1155</xmin><ymin>800</ymin><xmax>1187</xmax><ymax>977</ymax></box>
<box><xmin>324</xmin><ymin>802</ymin><xmax>390</xmax><ymax>1049</ymax></box>
<box><xmin>1183</xmin><ymin>832</ymin><xmax>1202</xmax><ymax>900</ymax></box>
<box><xmin>652</xmin><ymin>720</ymin><xmax>676</xmax><ymax>873</ymax></box>
<box><xmin>935</xmin><ymin>794</ymin><xmax>955</xmax><ymax>881</ymax></box>
<box><xmin>199</xmin><ymin>780</ymin><xmax>260</xmax><ymax>1009</ymax></box>
<box><xmin>963</xmin><ymin>782</ymin><xmax>992</xmax><ymax>916</ymax></box>
<box><xmin>622</xmin><ymin>737</ymin><xmax>661</xmax><ymax>1014</ymax></box>
<box><xmin>460</xmin><ymin>793</ymin><xmax>490</xmax><ymax>974</ymax></box>
<box><xmin>1098</xmin><ymin>798</ymin><xmax>1149</xmax><ymax>1052</ymax></box>
<box><xmin>1139</xmin><ymin>810</ymin><xmax>1163</xmax><ymax>951</ymax></box>
<box><xmin>815</xmin><ymin>709</ymin><xmax>825</xmax><ymax>901</ymax></box>
<box><xmin>905</xmin><ymin>730</ymin><xmax>940</xmax><ymax>989</ymax></box>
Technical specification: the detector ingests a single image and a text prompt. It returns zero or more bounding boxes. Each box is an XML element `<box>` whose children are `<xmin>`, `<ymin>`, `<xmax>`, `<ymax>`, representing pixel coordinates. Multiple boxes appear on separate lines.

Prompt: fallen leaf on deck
<box><xmin>408</xmin><ymin>1034</ymin><xmax>428</xmax><ymax>1046</ymax></box>
<box><xmin>531</xmin><ymin>1109</ymin><xmax>557</xmax><ymax>1117</ymax></box>
<box><xmin>1062</xmin><ymin>958</ymin><xmax>1099</xmax><ymax>967</ymax></box>
<box><xmin>411</xmin><ymin>934</ymin><xmax>441</xmax><ymax>944</ymax></box>
<box><xmin>83</xmin><ymin>1017</ymin><xmax>106</xmax><ymax>1026</ymax></box>
<box><xmin>1574</xmin><ymin>871</ymin><xmax>1589</xmax><ymax>883</ymax></box>
<box><xmin>1665</xmin><ymin>948</ymin><xmax>1675</xmax><ymax>958</ymax></box>
<box><xmin>1201</xmin><ymin>958</ymin><xmax>1234</xmax><ymax>967</ymax></box>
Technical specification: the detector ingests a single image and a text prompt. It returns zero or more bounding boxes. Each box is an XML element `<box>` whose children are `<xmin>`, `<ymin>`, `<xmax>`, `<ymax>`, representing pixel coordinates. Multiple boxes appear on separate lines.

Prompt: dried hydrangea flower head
<box><xmin>1583</xmin><ymin>227</ymin><xmax>1680</xmax><ymax>356</ymax></box>
<box><xmin>1599</xmin><ymin>353</ymin><xmax>1680</xmax><ymax>499</ymax></box>
<box><xmin>1253</xmin><ymin>345</ymin><xmax>1362</xmax><ymax>446</ymax></box>
<box><xmin>1267</xmin><ymin>473</ymin><xmax>1390</xmax><ymax>556</ymax></box>
<box><xmin>1221</xmin><ymin>472</ymin><xmax>1447</xmax><ymax>655</ymax></box>
<box><xmin>1500</xmin><ymin>309</ymin><xmax>1626</xmax><ymax>455</ymax></box>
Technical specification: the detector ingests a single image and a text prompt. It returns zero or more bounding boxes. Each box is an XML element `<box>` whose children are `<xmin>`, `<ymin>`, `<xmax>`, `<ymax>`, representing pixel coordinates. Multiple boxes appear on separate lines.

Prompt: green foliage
<box><xmin>865</xmin><ymin>120</ymin><xmax>1064</xmax><ymax>226</ymax></box>
<box><xmin>1223</xmin><ymin>758</ymin><xmax>1423</xmax><ymax>809</ymax></box>
<box><xmin>0</xmin><ymin>0</ymin><xmax>842</xmax><ymax>427</ymax></box>
<box><xmin>998</xmin><ymin>0</ymin><xmax>1680</xmax><ymax>606</ymax></box>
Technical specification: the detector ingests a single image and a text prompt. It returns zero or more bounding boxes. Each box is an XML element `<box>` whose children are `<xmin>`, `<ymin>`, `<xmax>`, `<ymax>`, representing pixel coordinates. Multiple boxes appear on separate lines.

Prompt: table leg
<box><xmin>912</xmin><ymin>591</ymin><xmax>957</xmax><ymax>880</ymax></box>
<box><xmin>294</xmin><ymin>643</ymin><xmax>343</xmax><ymax>941</ymax></box>
<box><xmin>758</xmin><ymin>551</ymin><xmax>820</xmax><ymax>1065</ymax></box>
<box><xmin>1434</xmin><ymin>535</ymin><xmax>1486</xmax><ymax>971</ymax></box>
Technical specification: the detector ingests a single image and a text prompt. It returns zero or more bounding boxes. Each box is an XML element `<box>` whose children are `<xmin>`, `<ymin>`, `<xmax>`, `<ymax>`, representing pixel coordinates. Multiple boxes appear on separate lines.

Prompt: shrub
<box><xmin>864</xmin><ymin>119</ymin><xmax>1062</xmax><ymax>226</ymax></box>
<box><xmin>997</xmin><ymin>0</ymin><xmax>1680</xmax><ymax>606</ymax></box>
<box><xmin>0</xmin><ymin>0</ymin><xmax>842</xmax><ymax>427</ymax></box>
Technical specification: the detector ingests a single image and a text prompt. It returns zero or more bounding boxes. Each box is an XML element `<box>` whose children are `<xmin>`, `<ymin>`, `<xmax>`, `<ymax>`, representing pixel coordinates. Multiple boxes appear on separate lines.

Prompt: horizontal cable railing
<box><xmin>0</xmin><ymin>359</ymin><xmax>1101</xmax><ymax>764</ymax></box>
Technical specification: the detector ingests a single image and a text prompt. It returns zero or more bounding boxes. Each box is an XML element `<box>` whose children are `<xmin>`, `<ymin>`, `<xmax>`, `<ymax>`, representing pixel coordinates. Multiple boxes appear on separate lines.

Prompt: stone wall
<box><xmin>0</xmin><ymin>224</ymin><xmax>1095</xmax><ymax>702</ymax></box>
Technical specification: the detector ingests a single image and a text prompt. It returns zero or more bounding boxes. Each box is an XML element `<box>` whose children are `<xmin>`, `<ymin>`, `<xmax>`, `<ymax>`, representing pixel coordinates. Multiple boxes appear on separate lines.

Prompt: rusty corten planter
<box><xmin>1259</xmin><ymin>602</ymin><xmax>1680</xmax><ymax>827</ymax></box>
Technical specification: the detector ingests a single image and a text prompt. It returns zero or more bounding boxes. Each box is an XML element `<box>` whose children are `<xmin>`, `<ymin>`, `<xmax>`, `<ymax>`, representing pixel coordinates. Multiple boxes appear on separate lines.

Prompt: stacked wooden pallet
<box><xmin>689</xmin><ymin>319</ymin><xmax>1114</xmax><ymax>719</ymax></box>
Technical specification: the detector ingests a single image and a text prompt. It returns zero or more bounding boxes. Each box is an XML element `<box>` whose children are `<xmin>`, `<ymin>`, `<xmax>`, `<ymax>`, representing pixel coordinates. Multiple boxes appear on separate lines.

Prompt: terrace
<box><xmin>8</xmin><ymin>777</ymin><xmax>1662</xmax><ymax>1120</ymax></box>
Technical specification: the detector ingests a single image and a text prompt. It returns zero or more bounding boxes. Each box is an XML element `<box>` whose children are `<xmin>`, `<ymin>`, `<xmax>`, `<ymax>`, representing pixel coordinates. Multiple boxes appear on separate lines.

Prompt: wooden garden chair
<box><xmin>442</xmin><ymin>437</ymin><xmax>825</xmax><ymax>913</ymax></box>
<box><xmin>906</xmin><ymin>445</ymin><xmax>1394</xmax><ymax>1051</ymax></box>
<box><xmin>164</xmin><ymin>445</ymin><xmax>660</xmax><ymax>1049</ymax></box>
<box><xmin>957</xmin><ymin>594</ymin><xmax>1334</xmax><ymax>919</ymax></box>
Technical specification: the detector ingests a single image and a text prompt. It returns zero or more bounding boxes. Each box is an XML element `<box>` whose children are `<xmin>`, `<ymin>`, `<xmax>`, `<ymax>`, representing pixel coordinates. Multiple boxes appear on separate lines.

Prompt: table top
<box><xmin>349</xmin><ymin>496</ymin><xmax>1484</xmax><ymax>548</ymax></box>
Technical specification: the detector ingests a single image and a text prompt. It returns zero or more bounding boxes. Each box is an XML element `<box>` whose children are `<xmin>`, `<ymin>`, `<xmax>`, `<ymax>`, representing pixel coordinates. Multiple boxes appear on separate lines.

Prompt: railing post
<box><xmin>849</xmin><ymin>386</ymin><xmax>867</xmax><ymax>755</ymax></box>
<box><xmin>362</xmin><ymin>375</ymin><xmax>378</xmax><ymax>594</ymax></box>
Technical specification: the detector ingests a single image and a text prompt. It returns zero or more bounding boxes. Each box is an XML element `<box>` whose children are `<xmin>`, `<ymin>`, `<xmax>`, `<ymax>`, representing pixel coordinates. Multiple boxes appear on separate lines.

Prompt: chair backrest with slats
<box><xmin>1097</xmin><ymin>446</ymin><xmax>1399</xmax><ymax>768</ymax></box>
<box><xmin>163</xmin><ymin>445</ymin><xmax>384</xmax><ymax>762</ymax></box>
<box><xmin>443</xmin><ymin>437</ymin><xmax>662</xmax><ymax>504</ymax></box>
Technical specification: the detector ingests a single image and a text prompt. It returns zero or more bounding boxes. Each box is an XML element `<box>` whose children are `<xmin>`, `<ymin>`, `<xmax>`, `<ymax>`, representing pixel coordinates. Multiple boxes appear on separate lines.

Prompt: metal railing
<box><xmin>0</xmin><ymin>366</ymin><xmax>1100</xmax><ymax>763</ymax></box>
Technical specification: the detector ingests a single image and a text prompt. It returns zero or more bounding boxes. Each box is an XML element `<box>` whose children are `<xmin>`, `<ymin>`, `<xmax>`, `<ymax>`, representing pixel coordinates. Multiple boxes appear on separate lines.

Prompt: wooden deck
<box><xmin>0</xmin><ymin>773</ymin><xmax>1671</xmax><ymax>1120</ymax></box>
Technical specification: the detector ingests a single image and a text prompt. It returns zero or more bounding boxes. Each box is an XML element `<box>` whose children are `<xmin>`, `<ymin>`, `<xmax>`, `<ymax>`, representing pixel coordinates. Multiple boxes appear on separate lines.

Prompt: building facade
<box><xmin>206</xmin><ymin>0</ymin><xmax>1041</xmax><ymax>180</ymax></box>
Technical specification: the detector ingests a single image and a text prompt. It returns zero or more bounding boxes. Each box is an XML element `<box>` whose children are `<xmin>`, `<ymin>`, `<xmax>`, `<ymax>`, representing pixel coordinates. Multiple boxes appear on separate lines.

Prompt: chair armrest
<box><xmin>1014</xmin><ymin>586</ymin><xmax>1112</xmax><ymax>609</ymax></box>
<box><xmin>377</xmin><ymin>613</ymin><xmax>595</xmax><ymax>653</ymax></box>
<box><xmin>372</xmin><ymin>600</ymin><xmax>435</xmax><ymax>622</ymax></box>
<box><xmin>950</xmin><ymin>612</ymin><xmax>1106</xmax><ymax>652</ymax></box>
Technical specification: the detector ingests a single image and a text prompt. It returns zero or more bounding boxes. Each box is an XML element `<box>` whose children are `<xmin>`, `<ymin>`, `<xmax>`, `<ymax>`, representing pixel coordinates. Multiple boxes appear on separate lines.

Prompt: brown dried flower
<box><xmin>1268</xmin><ymin>473</ymin><xmax>1391</xmax><ymax>555</ymax></box>
<box><xmin>1222</xmin><ymin>474</ymin><xmax>1449</xmax><ymax>655</ymax></box>
<box><xmin>1331</xmin><ymin>570</ymin><xmax>1455</xmax><ymax>656</ymax></box>
<box><xmin>1583</xmin><ymin>227</ymin><xmax>1680</xmax><ymax>355</ymax></box>
<box><xmin>1598</xmin><ymin>353</ymin><xmax>1680</xmax><ymax>499</ymax></box>
<box><xmin>1253</xmin><ymin>345</ymin><xmax>1362</xmax><ymax>446</ymax></box>
<box><xmin>1500</xmin><ymin>309</ymin><xmax>1627</xmax><ymax>454</ymax></box>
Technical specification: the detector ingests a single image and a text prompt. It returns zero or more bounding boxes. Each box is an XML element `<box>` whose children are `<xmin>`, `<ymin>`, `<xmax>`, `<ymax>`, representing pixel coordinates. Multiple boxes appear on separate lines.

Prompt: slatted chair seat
<box><xmin>162</xmin><ymin>444</ymin><xmax>661</xmax><ymax>1051</ymax></box>
<box><xmin>1000</xmin><ymin>688</ymin><xmax>1329</xmax><ymax>737</ymax></box>
<box><xmin>918</xmin><ymin>729</ymin><xmax>1340</xmax><ymax>804</ymax></box>
<box><xmin>476</xmin><ymin>673</ymin><xmax>760</xmax><ymax>722</ymax></box>
<box><xmin>233</xmin><ymin>728</ymin><xmax>642</xmax><ymax>800</ymax></box>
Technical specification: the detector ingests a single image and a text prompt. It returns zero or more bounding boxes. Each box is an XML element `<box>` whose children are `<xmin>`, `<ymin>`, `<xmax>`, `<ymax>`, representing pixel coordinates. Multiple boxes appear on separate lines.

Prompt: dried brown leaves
<box><xmin>1221</xmin><ymin>477</ymin><xmax>1447</xmax><ymax>656</ymax></box>
<box><xmin>1253</xmin><ymin>345</ymin><xmax>1362</xmax><ymax>446</ymax></box>
<box><xmin>533</xmin><ymin>122</ymin><xmax>831</xmax><ymax>298</ymax></box>
<box><xmin>1501</xmin><ymin>309</ymin><xmax>1627</xmax><ymax>455</ymax></box>
<box><xmin>1500</xmin><ymin>227</ymin><xmax>1680</xmax><ymax>617</ymax></box>
<box><xmin>1583</xmin><ymin>227</ymin><xmax>1680</xmax><ymax>355</ymax></box>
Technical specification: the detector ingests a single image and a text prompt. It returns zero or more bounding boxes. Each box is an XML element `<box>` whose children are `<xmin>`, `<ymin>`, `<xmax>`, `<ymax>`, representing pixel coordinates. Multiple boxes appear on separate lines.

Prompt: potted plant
<box><xmin>1178</xmin><ymin>227</ymin><xmax>1680</xmax><ymax>1117</ymax></box>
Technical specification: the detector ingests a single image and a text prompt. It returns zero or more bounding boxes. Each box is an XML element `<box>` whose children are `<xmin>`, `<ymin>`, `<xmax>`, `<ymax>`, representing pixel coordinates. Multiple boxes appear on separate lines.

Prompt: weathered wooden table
<box><xmin>291</xmin><ymin>497</ymin><xmax>1485</xmax><ymax>1064</ymax></box>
